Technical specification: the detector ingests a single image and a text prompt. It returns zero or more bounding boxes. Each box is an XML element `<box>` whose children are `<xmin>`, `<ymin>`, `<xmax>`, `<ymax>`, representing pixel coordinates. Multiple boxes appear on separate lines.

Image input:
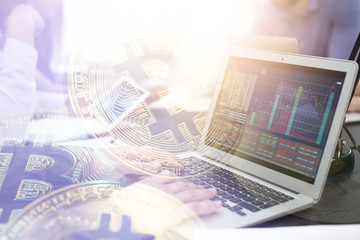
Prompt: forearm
<box><xmin>348</xmin><ymin>96</ymin><xmax>360</xmax><ymax>112</ymax></box>
<box><xmin>0</xmin><ymin>38</ymin><xmax>38</xmax><ymax>117</ymax></box>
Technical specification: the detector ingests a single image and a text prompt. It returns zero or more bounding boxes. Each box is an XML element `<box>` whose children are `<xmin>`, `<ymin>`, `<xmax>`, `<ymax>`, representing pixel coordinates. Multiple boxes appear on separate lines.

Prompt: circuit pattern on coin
<box><xmin>67</xmin><ymin>12</ymin><xmax>226</xmax><ymax>178</ymax></box>
<box><xmin>0</xmin><ymin>113</ymin><xmax>127</xmax><ymax>227</ymax></box>
<box><xmin>0</xmin><ymin>181</ymin><xmax>204</xmax><ymax>240</ymax></box>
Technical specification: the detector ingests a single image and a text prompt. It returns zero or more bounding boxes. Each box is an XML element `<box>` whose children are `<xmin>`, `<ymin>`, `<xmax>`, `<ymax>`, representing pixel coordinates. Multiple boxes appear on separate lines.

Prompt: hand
<box><xmin>138</xmin><ymin>174</ymin><xmax>222</xmax><ymax>216</ymax></box>
<box><xmin>105</xmin><ymin>145</ymin><xmax>184</xmax><ymax>176</ymax></box>
<box><xmin>348</xmin><ymin>96</ymin><xmax>360</xmax><ymax>112</ymax></box>
<box><xmin>6</xmin><ymin>4</ymin><xmax>45</xmax><ymax>46</ymax></box>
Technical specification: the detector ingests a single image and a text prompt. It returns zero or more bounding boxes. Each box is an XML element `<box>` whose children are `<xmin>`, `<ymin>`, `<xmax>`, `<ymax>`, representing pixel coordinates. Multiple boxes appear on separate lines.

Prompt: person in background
<box><xmin>252</xmin><ymin>0</ymin><xmax>360</xmax><ymax>59</ymax></box>
<box><xmin>0</xmin><ymin>0</ymin><xmax>67</xmax><ymax>118</ymax></box>
<box><xmin>252</xmin><ymin>0</ymin><xmax>360</xmax><ymax>112</ymax></box>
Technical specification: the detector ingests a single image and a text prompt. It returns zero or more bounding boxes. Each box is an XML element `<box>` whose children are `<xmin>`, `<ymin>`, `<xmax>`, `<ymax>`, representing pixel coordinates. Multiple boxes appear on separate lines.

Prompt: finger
<box><xmin>142</xmin><ymin>146</ymin><xmax>183</xmax><ymax>163</ymax></box>
<box><xmin>175</xmin><ymin>188</ymin><xmax>217</xmax><ymax>203</ymax></box>
<box><xmin>125</xmin><ymin>146</ymin><xmax>184</xmax><ymax>170</ymax></box>
<box><xmin>159</xmin><ymin>181</ymin><xmax>204</xmax><ymax>194</ymax></box>
<box><xmin>139</xmin><ymin>175</ymin><xmax>181</xmax><ymax>185</ymax></box>
<box><xmin>135</xmin><ymin>162</ymin><xmax>162</xmax><ymax>173</ymax></box>
<box><xmin>153</xmin><ymin>158</ymin><xmax>184</xmax><ymax>170</ymax></box>
<box><xmin>113</xmin><ymin>160</ymin><xmax>161</xmax><ymax>175</ymax></box>
<box><xmin>140</xmin><ymin>181</ymin><xmax>204</xmax><ymax>195</ymax></box>
<box><xmin>187</xmin><ymin>200</ymin><xmax>222</xmax><ymax>216</ymax></box>
<box><xmin>161</xmin><ymin>160</ymin><xmax>184</xmax><ymax>170</ymax></box>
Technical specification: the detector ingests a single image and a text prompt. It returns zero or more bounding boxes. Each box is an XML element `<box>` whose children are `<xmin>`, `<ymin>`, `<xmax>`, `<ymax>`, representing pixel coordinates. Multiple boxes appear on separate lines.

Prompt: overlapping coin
<box><xmin>0</xmin><ymin>181</ymin><xmax>204</xmax><ymax>240</ymax></box>
<box><xmin>66</xmin><ymin>11</ymin><xmax>224</xmax><ymax>178</ymax></box>
<box><xmin>0</xmin><ymin>112</ymin><xmax>127</xmax><ymax>228</ymax></box>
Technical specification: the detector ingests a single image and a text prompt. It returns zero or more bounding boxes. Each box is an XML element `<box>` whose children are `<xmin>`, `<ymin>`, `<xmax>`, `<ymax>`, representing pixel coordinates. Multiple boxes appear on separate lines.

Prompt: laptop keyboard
<box><xmin>181</xmin><ymin>157</ymin><xmax>295</xmax><ymax>216</ymax></box>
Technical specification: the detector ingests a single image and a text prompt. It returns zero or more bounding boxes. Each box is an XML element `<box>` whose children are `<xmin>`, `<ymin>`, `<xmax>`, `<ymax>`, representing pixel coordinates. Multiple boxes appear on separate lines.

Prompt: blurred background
<box><xmin>61</xmin><ymin>0</ymin><xmax>260</xmax><ymax>93</ymax></box>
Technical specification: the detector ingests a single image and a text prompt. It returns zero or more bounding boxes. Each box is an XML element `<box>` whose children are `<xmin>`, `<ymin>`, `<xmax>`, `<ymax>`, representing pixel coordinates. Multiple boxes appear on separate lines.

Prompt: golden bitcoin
<box><xmin>0</xmin><ymin>181</ymin><xmax>204</xmax><ymax>240</ymax></box>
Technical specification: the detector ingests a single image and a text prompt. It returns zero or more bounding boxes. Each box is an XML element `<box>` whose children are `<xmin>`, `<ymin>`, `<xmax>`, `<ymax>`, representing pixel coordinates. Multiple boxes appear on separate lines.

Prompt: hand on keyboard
<box><xmin>138</xmin><ymin>173</ymin><xmax>222</xmax><ymax>216</ymax></box>
<box><xmin>105</xmin><ymin>145</ymin><xmax>184</xmax><ymax>175</ymax></box>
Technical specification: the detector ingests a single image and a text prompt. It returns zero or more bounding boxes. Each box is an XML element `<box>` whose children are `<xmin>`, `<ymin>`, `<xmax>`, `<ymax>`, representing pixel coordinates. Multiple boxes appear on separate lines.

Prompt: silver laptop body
<box><xmin>179</xmin><ymin>47</ymin><xmax>358</xmax><ymax>228</ymax></box>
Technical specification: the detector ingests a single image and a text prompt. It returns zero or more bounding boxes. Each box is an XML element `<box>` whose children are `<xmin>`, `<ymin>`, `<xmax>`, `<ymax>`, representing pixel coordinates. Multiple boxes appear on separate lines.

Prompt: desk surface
<box><xmin>256</xmin><ymin>122</ymin><xmax>360</xmax><ymax>227</ymax></box>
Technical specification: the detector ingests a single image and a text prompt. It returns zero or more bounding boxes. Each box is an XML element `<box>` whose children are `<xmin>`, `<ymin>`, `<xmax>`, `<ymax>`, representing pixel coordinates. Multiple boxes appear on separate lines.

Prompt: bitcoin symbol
<box><xmin>0</xmin><ymin>141</ymin><xmax>74</xmax><ymax>223</ymax></box>
<box><xmin>68</xmin><ymin>13</ymin><xmax>213</xmax><ymax>178</ymax></box>
<box><xmin>0</xmin><ymin>112</ymin><xmax>139</xmax><ymax>227</ymax></box>
<box><xmin>111</xmin><ymin>37</ymin><xmax>173</xmax><ymax>85</ymax></box>
<box><xmin>61</xmin><ymin>214</ymin><xmax>154</xmax><ymax>240</ymax></box>
<box><xmin>148</xmin><ymin>109</ymin><xmax>201</xmax><ymax>144</ymax></box>
<box><xmin>1</xmin><ymin>181</ymin><xmax>204</xmax><ymax>240</ymax></box>
<box><xmin>111</xmin><ymin>37</ymin><xmax>201</xmax><ymax>145</ymax></box>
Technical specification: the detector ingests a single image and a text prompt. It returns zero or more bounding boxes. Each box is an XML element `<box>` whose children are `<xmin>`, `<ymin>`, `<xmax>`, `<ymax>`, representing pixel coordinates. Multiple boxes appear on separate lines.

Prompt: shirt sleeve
<box><xmin>0</xmin><ymin>38</ymin><xmax>38</xmax><ymax>118</ymax></box>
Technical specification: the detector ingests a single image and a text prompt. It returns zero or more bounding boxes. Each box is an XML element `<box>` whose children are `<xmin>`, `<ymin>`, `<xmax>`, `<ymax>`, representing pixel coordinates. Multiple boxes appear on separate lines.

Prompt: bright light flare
<box><xmin>63</xmin><ymin>0</ymin><xmax>258</xmax><ymax>92</ymax></box>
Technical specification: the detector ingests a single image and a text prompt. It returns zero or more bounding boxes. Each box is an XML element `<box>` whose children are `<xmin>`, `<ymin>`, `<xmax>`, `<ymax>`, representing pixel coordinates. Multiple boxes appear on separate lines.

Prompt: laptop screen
<box><xmin>205</xmin><ymin>56</ymin><xmax>346</xmax><ymax>183</ymax></box>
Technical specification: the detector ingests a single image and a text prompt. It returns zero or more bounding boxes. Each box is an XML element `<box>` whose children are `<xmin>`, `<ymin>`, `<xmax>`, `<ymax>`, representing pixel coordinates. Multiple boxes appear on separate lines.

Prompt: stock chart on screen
<box><xmin>206</xmin><ymin>57</ymin><xmax>345</xmax><ymax>180</ymax></box>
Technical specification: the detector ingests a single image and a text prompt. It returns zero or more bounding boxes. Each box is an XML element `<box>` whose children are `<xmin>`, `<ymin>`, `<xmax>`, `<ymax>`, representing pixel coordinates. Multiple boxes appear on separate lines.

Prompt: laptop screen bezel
<box><xmin>199</xmin><ymin>47</ymin><xmax>358</xmax><ymax>201</ymax></box>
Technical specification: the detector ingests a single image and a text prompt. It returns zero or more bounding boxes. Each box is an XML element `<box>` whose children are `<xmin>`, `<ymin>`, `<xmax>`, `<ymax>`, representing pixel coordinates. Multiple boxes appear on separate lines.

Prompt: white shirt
<box><xmin>0</xmin><ymin>37</ymin><xmax>67</xmax><ymax>118</ymax></box>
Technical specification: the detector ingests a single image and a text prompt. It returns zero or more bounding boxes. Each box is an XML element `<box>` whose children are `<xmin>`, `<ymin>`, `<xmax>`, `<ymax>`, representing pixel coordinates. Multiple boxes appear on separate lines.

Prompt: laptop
<box><xmin>228</xmin><ymin>35</ymin><xmax>299</xmax><ymax>54</ymax></box>
<box><xmin>178</xmin><ymin>47</ymin><xmax>358</xmax><ymax>228</ymax></box>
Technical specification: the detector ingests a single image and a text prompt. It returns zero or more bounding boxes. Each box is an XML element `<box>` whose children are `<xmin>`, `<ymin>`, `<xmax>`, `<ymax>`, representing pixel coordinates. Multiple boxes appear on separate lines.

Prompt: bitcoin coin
<box><xmin>0</xmin><ymin>113</ymin><xmax>127</xmax><ymax>227</ymax></box>
<box><xmin>0</xmin><ymin>181</ymin><xmax>204</xmax><ymax>240</ymax></box>
<box><xmin>67</xmin><ymin>12</ymin><xmax>223</xmax><ymax>178</ymax></box>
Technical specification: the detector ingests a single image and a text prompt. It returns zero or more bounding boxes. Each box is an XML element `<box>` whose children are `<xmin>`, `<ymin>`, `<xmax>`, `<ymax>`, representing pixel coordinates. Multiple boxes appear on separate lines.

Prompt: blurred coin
<box><xmin>0</xmin><ymin>181</ymin><xmax>203</xmax><ymax>240</ymax></box>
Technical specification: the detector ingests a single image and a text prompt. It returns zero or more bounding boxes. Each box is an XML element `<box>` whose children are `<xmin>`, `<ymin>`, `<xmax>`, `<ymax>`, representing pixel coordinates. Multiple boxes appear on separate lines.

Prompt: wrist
<box><xmin>6</xmin><ymin>27</ymin><xmax>35</xmax><ymax>47</ymax></box>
